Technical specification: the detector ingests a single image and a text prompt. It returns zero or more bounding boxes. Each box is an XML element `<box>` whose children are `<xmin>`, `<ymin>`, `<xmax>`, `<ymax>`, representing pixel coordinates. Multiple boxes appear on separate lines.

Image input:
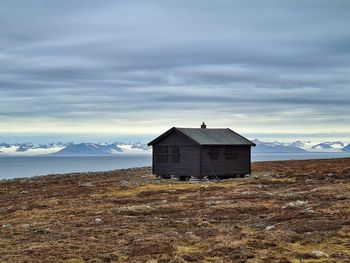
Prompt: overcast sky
<box><xmin>0</xmin><ymin>0</ymin><xmax>349</xmax><ymax>143</ymax></box>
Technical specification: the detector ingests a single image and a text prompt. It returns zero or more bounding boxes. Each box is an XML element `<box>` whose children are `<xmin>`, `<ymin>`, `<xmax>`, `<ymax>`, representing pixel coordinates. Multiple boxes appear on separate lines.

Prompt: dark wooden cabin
<box><xmin>147</xmin><ymin>123</ymin><xmax>256</xmax><ymax>180</ymax></box>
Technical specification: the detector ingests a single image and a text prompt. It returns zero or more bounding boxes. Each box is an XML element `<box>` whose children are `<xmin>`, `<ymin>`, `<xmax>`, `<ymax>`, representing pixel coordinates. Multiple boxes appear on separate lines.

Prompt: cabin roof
<box><xmin>148</xmin><ymin>127</ymin><xmax>256</xmax><ymax>146</ymax></box>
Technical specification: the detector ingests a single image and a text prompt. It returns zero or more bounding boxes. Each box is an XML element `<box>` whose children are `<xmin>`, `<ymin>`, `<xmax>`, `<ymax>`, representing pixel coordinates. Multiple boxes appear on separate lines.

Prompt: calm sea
<box><xmin>0</xmin><ymin>152</ymin><xmax>350</xmax><ymax>180</ymax></box>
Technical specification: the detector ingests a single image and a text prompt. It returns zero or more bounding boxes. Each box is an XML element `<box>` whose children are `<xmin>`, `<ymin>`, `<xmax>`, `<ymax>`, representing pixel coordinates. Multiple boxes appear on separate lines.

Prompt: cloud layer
<box><xmin>0</xmin><ymin>0</ymin><xmax>349</xmax><ymax>141</ymax></box>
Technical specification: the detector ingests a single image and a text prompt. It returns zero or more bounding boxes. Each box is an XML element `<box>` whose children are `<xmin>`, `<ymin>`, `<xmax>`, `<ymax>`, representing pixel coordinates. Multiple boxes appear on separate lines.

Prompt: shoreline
<box><xmin>0</xmin><ymin>166</ymin><xmax>152</xmax><ymax>182</ymax></box>
<box><xmin>1</xmin><ymin>156</ymin><xmax>350</xmax><ymax>181</ymax></box>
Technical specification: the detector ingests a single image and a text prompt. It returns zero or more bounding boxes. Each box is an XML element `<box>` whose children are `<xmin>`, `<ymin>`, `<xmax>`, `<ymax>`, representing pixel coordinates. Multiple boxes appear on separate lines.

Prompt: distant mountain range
<box><xmin>0</xmin><ymin>142</ymin><xmax>151</xmax><ymax>156</ymax></box>
<box><xmin>252</xmin><ymin>139</ymin><xmax>349</xmax><ymax>153</ymax></box>
<box><xmin>0</xmin><ymin>140</ymin><xmax>349</xmax><ymax>156</ymax></box>
<box><xmin>252</xmin><ymin>140</ymin><xmax>307</xmax><ymax>153</ymax></box>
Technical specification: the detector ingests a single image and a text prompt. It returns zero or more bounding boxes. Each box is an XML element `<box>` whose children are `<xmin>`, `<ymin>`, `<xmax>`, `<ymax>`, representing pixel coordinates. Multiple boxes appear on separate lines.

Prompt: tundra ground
<box><xmin>1</xmin><ymin>158</ymin><xmax>350</xmax><ymax>262</ymax></box>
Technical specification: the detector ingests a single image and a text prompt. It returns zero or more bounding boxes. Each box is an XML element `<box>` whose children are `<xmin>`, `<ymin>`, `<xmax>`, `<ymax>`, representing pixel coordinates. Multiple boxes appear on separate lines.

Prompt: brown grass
<box><xmin>1</xmin><ymin>158</ymin><xmax>350</xmax><ymax>262</ymax></box>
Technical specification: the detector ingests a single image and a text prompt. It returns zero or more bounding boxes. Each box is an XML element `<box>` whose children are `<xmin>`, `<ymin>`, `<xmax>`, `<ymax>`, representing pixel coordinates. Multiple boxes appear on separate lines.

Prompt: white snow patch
<box><xmin>0</xmin><ymin>146</ymin><xmax>64</xmax><ymax>156</ymax></box>
<box><xmin>117</xmin><ymin>144</ymin><xmax>151</xmax><ymax>154</ymax></box>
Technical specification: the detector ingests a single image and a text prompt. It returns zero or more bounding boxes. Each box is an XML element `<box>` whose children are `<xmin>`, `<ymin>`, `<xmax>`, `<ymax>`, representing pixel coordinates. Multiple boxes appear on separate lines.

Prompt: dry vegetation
<box><xmin>1</xmin><ymin>158</ymin><xmax>350</xmax><ymax>262</ymax></box>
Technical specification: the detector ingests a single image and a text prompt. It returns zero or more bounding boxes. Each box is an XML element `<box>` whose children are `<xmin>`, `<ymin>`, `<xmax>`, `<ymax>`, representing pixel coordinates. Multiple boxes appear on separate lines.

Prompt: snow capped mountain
<box><xmin>251</xmin><ymin>139</ymin><xmax>350</xmax><ymax>153</ymax></box>
<box><xmin>343</xmin><ymin>144</ymin><xmax>350</xmax><ymax>152</ymax></box>
<box><xmin>52</xmin><ymin>143</ymin><xmax>123</xmax><ymax>156</ymax></box>
<box><xmin>0</xmin><ymin>143</ymin><xmax>64</xmax><ymax>156</ymax></box>
<box><xmin>252</xmin><ymin>139</ymin><xmax>307</xmax><ymax>153</ymax></box>
<box><xmin>0</xmin><ymin>142</ymin><xmax>151</xmax><ymax>156</ymax></box>
<box><xmin>310</xmin><ymin>141</ymin><xmax>345</xmax><ymax>152</ymax></box>
<box><xmin>289</xmin><ymin>141</ymin><xmax>320</xmax><ymax>150</ymax></box>
<box><xmin>0</xmin><ymin>140</ymin><xmax>349</xmax><ymax>156</ymax></box>
<box><xmin>116</xmin><ymin>142</ymin><xmax>150</xmax><ymax>154</ymax></box>
<box><xmin>53</xmin><ymin>142</ymin><xmax>151</xmax><ymax>156</ymax></box>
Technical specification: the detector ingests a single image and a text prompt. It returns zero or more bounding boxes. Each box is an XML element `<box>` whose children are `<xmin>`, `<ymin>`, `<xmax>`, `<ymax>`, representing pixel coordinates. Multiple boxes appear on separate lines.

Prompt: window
<box><xmin>155</xmin><ymin>146</ymin><xmax>168</xmax><ymax>154</ymax></box>
<box><xmin>169</xmin><ymin>146</ymin><xmax>179</xmax><ymax>163</ymax></box>
<box><xmin>224</xmin><ymin>146</ymin><xmax>239</xmax><ymax>159</ymax></box>
<box><xmin>155</xmin><ymin>145</ymin><xmax>180</xmax><ymax>163</ymax></box>
<box><xmin>155</xmin><ymin>155</ymin><xmax>168</xmax><ymax>163</ymax></box>
<box><xmin>208</xmin><ymin>148</ymin><xmax>220</xmax><ymax>160</ymax></box>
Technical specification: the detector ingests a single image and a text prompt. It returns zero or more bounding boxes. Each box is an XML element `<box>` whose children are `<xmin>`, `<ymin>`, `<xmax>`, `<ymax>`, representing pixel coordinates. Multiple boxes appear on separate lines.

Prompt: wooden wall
<box><xmin>153</xmin><ymin>131</ymin><xmax>200</xmax><ymax>177</ymax></box>
<box><xmin>200</xmin><ymin>145</ymin><xmax>251</xmax><ymax>177</ymax></box>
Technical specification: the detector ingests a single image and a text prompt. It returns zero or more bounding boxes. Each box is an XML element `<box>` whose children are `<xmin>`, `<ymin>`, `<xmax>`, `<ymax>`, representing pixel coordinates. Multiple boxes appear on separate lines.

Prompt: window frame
<box><xmin>154</xmin><ymin>145</ymin><xmax>180</xmax><ymax>163</ymax></box>
<box><xmin>208</xmin><ymin>147</ymin><xmax>220</xmax><ymax>160</ymax></box>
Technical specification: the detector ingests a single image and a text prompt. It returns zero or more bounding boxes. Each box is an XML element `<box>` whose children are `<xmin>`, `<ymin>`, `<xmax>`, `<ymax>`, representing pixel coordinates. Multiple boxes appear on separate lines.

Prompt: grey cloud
<box><xmin>0</xmin><ymin>0</ymin><xmax>349</xmax><ymax>138</ymax></box>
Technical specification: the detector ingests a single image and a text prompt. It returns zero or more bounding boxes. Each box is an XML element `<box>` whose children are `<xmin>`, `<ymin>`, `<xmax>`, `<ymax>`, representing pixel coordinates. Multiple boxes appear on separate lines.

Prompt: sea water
<box><xmin>0</xmin><ymin>155</ymin><xmax>152</xmax><ymax>179</ymax></box>
<box><xmin>0</xmin><ymin>152</ymin><xmax>349</xmax><ymax>179</ymax></box>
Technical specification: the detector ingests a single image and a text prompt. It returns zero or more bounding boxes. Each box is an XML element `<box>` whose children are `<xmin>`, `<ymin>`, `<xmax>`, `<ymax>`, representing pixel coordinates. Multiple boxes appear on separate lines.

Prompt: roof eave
<box><xmin>226</xmin><ymin>128</ymin><xmax>256</xmax><ymax>147</ymax></box>
<box><xmin>147</xmin><ymin>127</ymin><xmax>176</xmax><ymax>146</ymax></box>
<box><xmin>147</xmin><ymin>127</ymin><xmax>202</xmax><ymax>146</ymax></box>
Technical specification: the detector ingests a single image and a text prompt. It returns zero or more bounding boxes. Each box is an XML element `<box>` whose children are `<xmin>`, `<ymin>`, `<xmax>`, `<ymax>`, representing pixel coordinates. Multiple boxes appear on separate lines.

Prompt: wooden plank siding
<box><xmin>153</xmin><ymin>130</ymin><xmax>200</xmax><ymax>177</ymax></box>
<box><xmin>200</xmin><ymin>145</ymin><xmax>250</xmax><ymax>177</ymax></box>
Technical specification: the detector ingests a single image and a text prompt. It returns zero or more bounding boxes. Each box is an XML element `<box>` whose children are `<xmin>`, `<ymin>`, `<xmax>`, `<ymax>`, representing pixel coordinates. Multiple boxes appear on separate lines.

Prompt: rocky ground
<box><xmin>1</xmin><ymin>158</ymin><xmax>350</xmax><ymax>263</ymax></box>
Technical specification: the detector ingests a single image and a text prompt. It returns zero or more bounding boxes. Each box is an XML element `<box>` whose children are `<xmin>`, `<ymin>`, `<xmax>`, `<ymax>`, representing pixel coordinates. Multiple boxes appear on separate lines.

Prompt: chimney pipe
<box><xmin>201</xmin><ymin>122</ymin><xmax>206</xmax><ymax>129</ymax></box>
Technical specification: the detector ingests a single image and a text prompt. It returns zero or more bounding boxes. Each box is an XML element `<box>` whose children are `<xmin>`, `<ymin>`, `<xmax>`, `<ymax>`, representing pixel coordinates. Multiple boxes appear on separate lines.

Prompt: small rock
<box><xmin>95</xmin><ymin>218</ymin><xmax>102</xmax><ymax>224</ymax></box>
<box><xmin>265</xmin><ymin>225</ymin><xmax>275</xmax><ymax>231</ymax></box>
<box><xmin>22</xmin><ymin>224</ymin><xmax>31</xmax><ymax>228</ymax></box>
<box><xmin>197</xmin><ymin>221</ymin><xmax>210</xmax><ymax>227</ymax></box>
<box><xmin>304</xmin><ymin>207</ymin><xmax>316</xmax><ymax>213</ymax></box>
<box><xmin>2</xmin><ymin>223</ymin><xmax>13</xmax><ymax>228</ymax></box>
<box><xmin>336</xmin><ymin>195</ymin><xmax>347</xmax><ymax>200</ymax></box>
<box><xmin>305</xmin><ymin>179</ymin><xmax>318</xmax><ymax>184</ymax></box>
<box><xmin>6</xmin><ymin>206</ymin><xmax>15</xmax><ymax>212</ymax></box>
<box><xmin>283</xmin><ymin>200</ymin><xmax>308</xmax><ymax>209</ymax></box>
<box><xmin>327</xmin><ymin>173</ymin><xmax>334</xmax><ymax>177</ymax></box>
<box><xmin>330</xmin><ymin>210</ymin><xmax>340</xmax><ymax>215</ymax></box>
<box><xmin>309</xmin><ymin>188</ymin><xmax>320</xmax><ymax>192</ymax></box>
<box><xmin>311</xmin><ymin>250</ymin><xmax>328</xmax><ymax>258</ymax></box>
<box><xmin>79</xmin><ymin>182</ymin><xmax>94</xmax><ymax>187</ymax></box>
